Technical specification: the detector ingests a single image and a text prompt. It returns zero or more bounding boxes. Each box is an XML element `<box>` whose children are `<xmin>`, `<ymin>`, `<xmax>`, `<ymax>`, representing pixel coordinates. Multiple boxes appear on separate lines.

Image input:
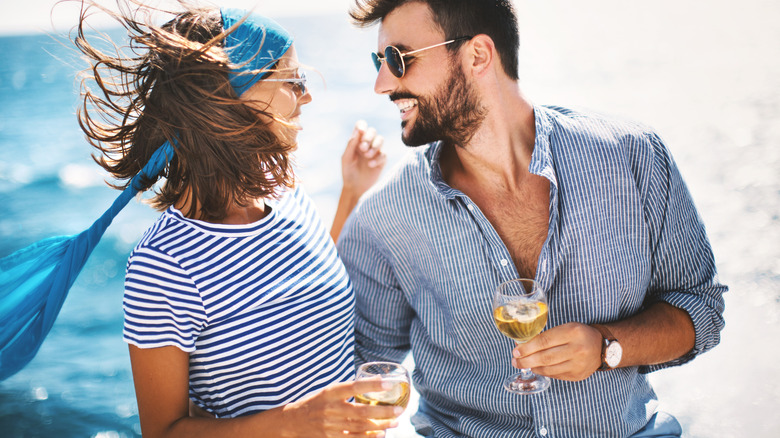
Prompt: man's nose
<box><xmin>373</xmin><ymin>61</ymin><xmax>397</xmax><ymax>95</ymax></box>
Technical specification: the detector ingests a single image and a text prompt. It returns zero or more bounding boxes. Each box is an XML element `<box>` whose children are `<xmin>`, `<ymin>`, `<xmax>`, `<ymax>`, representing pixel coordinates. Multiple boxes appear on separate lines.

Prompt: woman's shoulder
<box><xmin>129</xmin><ymin>208</ymin><xmax>193</xmax><ymax>261</ymax></box>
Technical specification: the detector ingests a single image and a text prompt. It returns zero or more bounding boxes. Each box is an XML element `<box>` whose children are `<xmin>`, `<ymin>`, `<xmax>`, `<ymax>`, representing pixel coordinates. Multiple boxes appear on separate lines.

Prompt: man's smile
<box><xmin>394</xmin><ymin>98</ymin><xmax>418</xmax><ymax>121</ymax></box>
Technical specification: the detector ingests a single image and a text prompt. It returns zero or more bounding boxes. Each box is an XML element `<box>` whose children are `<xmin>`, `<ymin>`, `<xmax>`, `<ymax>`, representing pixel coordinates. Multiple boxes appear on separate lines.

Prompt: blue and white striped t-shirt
<box><xmin>338</xmin><ymin>105</ymin><xmax>727</xmax><ymax>438</ymax></box>
<box><xmin>123</xmin><ymin>186</ymin><xmax>355</xmax><ymax>418</ymax></box>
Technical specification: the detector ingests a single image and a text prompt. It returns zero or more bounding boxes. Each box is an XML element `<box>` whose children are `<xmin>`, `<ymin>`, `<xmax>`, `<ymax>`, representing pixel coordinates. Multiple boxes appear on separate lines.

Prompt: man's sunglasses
<box><xmin>372</xmin><ymin>36</ymin><xmax>472</xmax><ymax>78</ymax></box>
<box><xmin>263</xmin><ymin>72</ymin><xmax>308</xmax><ymax>96</ymax></box>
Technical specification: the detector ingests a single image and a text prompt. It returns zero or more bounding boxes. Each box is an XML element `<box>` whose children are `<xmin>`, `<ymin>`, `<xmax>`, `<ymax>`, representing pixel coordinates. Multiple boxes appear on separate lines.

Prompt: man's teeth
<box><xmin>395</xmin><ymin>99</ymin><xmax>418</xmax><ymax>114</ymax></box>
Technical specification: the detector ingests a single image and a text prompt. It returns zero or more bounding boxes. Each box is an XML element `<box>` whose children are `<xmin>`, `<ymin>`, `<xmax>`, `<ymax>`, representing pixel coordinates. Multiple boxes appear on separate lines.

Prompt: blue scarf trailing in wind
<box><xmin>0</xmin><ymin>8</ymin><xmax>293</xmax><ymax>380</ymax></box>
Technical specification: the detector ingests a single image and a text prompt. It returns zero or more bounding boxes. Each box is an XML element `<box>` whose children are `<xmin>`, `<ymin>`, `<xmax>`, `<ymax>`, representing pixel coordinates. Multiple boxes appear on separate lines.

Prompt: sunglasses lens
<box><xmin>371</xmin><ymin>52</ymin><xmax>382</xmax><ymax>72</ymax></box>
<box><xmin>385</xmin><ymin>46</ymin><xmax>405</xmax><ymax>78</ymax></box>
<box><xmin>297</xmin><ymin>74</ymin><xmax>307</xmax><ymax>95</ymax></box>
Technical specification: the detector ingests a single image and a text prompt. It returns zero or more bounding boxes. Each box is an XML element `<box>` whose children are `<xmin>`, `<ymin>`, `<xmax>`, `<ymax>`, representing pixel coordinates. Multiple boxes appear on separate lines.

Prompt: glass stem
<box><xmin>519</xmin><ymin>368</ymin><xmax>534</xmax><ymax>380</ymax></box>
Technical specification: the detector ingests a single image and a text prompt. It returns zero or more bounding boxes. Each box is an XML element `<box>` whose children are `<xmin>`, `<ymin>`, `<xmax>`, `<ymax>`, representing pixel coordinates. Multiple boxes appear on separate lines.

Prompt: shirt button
<box><xmin>539</xmin><ymin>426</ymin><xmax>548</xmax><ymax>436</ymax></box>
<box><xmin>467</xmin><ymin>204</ymin><xmax>475</xmax><ymax>211</ymax></box>
<box><xmin>500</xmin><ymin>259</ymin><xmax>508</xmax><ymax>267</ymax></box>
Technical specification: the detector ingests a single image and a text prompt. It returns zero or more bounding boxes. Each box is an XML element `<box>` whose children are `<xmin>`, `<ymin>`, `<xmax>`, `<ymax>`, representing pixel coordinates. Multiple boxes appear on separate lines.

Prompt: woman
<box><xmin>73</xmin><ymin>1</ymin><xmax>396</xmax><ymax>436</ymax></box>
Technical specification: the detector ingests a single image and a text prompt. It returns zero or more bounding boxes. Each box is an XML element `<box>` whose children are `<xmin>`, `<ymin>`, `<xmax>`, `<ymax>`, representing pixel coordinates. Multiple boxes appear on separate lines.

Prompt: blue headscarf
<box><xmin>221</xmin><ymin>8</ymin><xmax>294</xmax><ymax>96</ymax></box>
<box><xmin>0</xmin><ymin>9</ymin><xmax>294</xmax><ymax>380</ymax></box>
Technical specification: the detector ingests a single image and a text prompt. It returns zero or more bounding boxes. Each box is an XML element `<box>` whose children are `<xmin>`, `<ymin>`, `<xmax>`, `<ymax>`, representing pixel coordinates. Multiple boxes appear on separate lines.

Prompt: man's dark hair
<box><xmin>350</xmin><ymin>0</ymin><xmax>520</xmax><ymax>79</ymax></box>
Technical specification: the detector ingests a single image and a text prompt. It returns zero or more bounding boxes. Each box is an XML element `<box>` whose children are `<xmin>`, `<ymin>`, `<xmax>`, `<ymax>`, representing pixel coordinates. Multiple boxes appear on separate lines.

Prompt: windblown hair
<box><xmin>350</xmin><ymin>0</ymin><xmax>520</xmax><ymax>80</ymax></box>
<box><xmin>72</xmin><ymin>0</ymin><xmax>297</xmax><ymax>222</ymax></box>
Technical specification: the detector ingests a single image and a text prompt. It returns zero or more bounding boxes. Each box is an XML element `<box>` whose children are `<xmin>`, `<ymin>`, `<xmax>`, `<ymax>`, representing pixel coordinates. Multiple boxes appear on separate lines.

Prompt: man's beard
<box><xmin>393</xmin><ymin>64</ymin><xmax>486</xmax><ymax>148</ymax></box>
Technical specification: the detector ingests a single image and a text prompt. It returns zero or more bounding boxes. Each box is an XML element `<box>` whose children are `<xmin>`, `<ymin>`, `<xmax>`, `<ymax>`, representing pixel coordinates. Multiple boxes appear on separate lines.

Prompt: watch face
<box><xmin>605</xmin><ymin>342</ymin><xmax>622</xmax><ymax>368</ymax></box>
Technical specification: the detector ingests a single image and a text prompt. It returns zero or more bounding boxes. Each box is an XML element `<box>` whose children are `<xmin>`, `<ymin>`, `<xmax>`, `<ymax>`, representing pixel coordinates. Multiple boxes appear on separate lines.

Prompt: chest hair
<box><xmin>472</xmin><ymin>176</ymin><xmax>550</xmax><ymax>279</ymax></box>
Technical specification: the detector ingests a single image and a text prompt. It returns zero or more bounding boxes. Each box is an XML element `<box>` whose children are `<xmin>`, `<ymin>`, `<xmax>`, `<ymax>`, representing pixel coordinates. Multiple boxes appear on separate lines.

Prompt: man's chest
<box><xmin>473</xmin><ymin>180</ymin><xmax>551</xmax><ymax>279</ymax></box>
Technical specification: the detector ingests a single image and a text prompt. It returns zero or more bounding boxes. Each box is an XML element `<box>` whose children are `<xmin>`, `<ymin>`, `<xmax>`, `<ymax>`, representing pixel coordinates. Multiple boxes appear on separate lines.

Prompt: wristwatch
<box><xmin>591</xmin><ymin>324</ymin><xmax>622</xmax><ymax>371</ymax></box>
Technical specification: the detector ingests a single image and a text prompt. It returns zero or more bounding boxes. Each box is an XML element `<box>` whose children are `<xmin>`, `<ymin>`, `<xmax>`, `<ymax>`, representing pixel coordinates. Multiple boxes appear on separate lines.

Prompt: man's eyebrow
<box><xmin>379</xmin><ymin>42</ymin><xmax>413</xmax><ymax>53</ymax></box>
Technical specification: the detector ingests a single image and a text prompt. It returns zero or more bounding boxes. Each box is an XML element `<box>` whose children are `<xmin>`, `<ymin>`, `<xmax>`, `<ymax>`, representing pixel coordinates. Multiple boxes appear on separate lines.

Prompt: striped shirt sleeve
<box><xmin>636</xmin><ymin>131</ymin><xmax>727</xmax><ymax>372</ymax></box>
<box><xmin>340</xmin><ymin>210</ymin><xmax>413</xmax><ymax>366</ymax></box>
<box><xmin>123</xmin><ymin>245</ymin><xmax>207</xmax><ymax>352</ymax></box>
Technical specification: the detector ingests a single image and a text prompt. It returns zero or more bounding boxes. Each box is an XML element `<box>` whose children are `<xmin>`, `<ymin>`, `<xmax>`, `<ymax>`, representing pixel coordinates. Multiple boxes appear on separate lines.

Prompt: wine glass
<box><xmin>492</xmin><ymin>278</ymin><xmax>550</xmax><ymax>394</ymax></box>
<box><xmin>354</xmin><ymin>361</ymin><xmax>411</xmax><ymax>413</ymax></box>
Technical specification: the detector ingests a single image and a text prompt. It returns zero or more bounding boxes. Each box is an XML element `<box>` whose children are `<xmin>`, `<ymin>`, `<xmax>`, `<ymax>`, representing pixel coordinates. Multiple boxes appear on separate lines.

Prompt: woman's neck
<box><xmin>174</xmin><ymin>190</ymin><xmax>269</xmax><ymax>225</ymax></box>
<box><xmin>220</xmin><ymin>200</ymin><xmax>269</xmax><ymax>225</ymax></box>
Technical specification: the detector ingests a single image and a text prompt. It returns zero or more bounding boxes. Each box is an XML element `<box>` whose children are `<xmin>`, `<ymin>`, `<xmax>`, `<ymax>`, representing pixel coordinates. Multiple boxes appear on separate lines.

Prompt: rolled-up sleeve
<box><xmin>639</xmin><ymin>132</ymin><xmax>727</xmax><ymax>373</ymax></box>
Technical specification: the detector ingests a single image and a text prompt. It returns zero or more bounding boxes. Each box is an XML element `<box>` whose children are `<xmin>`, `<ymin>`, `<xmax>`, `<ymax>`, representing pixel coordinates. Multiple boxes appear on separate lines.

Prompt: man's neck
<box><xmin>440</xmin><ymin>84</ymin><xmax>536</xmax><ymax>193</ymax></box>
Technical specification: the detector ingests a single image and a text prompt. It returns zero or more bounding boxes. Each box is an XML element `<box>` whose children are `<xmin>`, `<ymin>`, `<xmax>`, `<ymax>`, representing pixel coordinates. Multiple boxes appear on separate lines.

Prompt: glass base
<box><xmin>503</xmin><ymin>371</ymin><xmax>550</xmax><ymax>395</ymax></box>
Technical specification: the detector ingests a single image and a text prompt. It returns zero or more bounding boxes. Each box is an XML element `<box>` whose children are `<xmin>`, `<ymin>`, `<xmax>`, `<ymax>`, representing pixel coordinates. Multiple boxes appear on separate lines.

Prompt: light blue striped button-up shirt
<box><xmin>338</xmin><ymin>105</ymin><xmax>726</xmax><ymax>438</ymax></box>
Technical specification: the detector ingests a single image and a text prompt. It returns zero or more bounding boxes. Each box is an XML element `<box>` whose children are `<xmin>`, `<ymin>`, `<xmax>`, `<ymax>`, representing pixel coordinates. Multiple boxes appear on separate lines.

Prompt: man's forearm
<box><xmin>608</xmin><ymin>302</ymin><xmax>695</xmax><ymax>368</ymax></box>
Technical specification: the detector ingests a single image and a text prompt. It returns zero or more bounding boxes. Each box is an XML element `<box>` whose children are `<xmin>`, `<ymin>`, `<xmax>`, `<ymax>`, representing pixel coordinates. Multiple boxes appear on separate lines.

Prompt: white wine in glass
<box><xmin>354</xmin><ymin>361</ymin><xmax>411</xmax><ymax>411</ymax></box>
<box><xmin>492</xmin><ymin>278</ymin><xmax>550</xmax><ymax>394</ymax></box>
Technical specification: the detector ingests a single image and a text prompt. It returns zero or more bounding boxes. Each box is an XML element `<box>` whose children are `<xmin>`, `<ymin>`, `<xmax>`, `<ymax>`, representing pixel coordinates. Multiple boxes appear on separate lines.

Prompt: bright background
<box><xmin>1</xmin><ymin>1</ymin><xmax>779</xmax><ymax>437</ymax></box>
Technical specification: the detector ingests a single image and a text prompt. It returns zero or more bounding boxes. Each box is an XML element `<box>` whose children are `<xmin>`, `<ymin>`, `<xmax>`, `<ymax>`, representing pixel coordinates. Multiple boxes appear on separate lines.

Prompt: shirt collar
<box><xmin>426</xmin><ymin>105</ymin><xmax>557</xmax><ymax>199</ymax></box>
<box><xmin>427</xmin><ymin>142</ymin><xmax>460</xmax><ymax>199</ymax></box>
<box><xmin>529</xmin><ymin>105</ymin><xmax>557</xmax><ymax>184</ymax></box>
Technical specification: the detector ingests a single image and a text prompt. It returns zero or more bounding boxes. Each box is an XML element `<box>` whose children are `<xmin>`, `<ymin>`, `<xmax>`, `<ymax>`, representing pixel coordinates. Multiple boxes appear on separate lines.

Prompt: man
<box><xmin>337</xmin><ymin>1</ymin><xmax>727</xmax><ymax>437</ymax></box>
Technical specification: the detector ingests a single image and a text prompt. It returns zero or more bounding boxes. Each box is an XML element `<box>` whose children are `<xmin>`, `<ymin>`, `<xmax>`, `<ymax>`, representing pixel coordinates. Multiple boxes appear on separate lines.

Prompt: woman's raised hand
<box><xmin>341</xmin><ymin>120</ymin><xmax>387</xmax><ymax>198</ymax></box>
<box><xmin>331</xmin><ymin>121</ymin><xmax>387</xmax><ymax>241</ymax></box>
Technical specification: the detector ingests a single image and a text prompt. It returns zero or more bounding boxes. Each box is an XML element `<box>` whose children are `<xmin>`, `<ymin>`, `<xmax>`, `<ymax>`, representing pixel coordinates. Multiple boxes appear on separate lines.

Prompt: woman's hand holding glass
<box><xmin>283</xmin><ymin>378</ymin><xmax>401</xmax><ymax>437</ymax></box>
<box><xmin>354</xmin><ymin>362</ymin><xmax>411</xmax><ymax>412</ymax></box>
<box><xmin>353</xmin><ymin>361</ymin><xmax>411</xmax><ymax>437</ymax></box>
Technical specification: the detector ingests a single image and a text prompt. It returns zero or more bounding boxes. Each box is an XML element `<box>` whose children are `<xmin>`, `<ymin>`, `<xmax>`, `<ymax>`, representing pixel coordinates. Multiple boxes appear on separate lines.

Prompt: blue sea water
<box><xmin>1</xmin><ymin>2</ymin><xmax>780</xmax><ymax>437</ymax></box>
<box><xmin>0</xmin><ymin>31</ymin><xmax>138</xmax><ymax>436</ymax></box>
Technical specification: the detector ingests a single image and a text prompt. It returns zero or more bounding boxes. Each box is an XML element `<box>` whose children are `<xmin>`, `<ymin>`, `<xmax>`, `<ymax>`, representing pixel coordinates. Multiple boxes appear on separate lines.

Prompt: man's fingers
<box><xmin>513</xmin><ymin>342</ymin><xmax>568</xmax><ymax>369</ymax></box>
<box><xmin>513</xmin><ymin>322</ymin><xmax>591</xmax><ymax>358</ymax></box>
<box><xmin>529</xmin><ymin>358</ymin><xmax>595</xmax><ymax>382</ymax></box>
<box><xmin>510</xmin><ymin>324</ymin><xmax>603</xmax><ymax>381</ymax></box>
<box><xmin>513</xmin><ymin>331</ymin><xmax>556</xmax><ymax>359</ymax></box>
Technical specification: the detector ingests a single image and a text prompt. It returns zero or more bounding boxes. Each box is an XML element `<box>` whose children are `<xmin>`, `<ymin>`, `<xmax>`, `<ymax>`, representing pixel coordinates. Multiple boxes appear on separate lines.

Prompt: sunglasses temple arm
<box><xmin>403</xmin><ymin>39</ymin><xmax>459</xmax><ymax>56</ymax></box>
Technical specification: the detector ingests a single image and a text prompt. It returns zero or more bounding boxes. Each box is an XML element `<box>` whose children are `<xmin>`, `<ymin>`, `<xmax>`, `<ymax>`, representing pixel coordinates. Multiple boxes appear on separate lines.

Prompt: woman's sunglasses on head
<box><xmin>372</xmin><ymin>36</ymin><xmax>472</xmax><ymax>78</ymax></box>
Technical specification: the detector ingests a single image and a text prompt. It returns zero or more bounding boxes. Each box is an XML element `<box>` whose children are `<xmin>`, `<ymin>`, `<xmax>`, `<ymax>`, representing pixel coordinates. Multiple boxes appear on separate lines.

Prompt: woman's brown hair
<box><xmin>72</xmin><ymin>0</ymin><xmax>297</xmax><ymax>222</ymax></box>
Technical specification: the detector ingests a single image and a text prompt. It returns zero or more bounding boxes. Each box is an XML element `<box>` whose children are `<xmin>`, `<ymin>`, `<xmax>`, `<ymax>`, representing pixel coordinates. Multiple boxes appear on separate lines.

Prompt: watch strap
<box><xmin>591</xmin><ymin>324</ymin><xmax>616</xmax><ymax>371</ymax></box>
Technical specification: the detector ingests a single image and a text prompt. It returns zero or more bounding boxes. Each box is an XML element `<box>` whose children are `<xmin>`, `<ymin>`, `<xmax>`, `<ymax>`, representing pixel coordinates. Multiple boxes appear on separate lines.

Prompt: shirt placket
<box><xmin>455</xmin><ymin>177</ymin><xmax>561</xmax><ymax>438</ymax></box>
<box><xmin>459</xmin><ymin>195</ymin><xmax>558</xmax><ymax>434</ymax></box>
<box><xmin>534</xmin><ymin>179</ymin><xmax>559</xmax><ymax>295</ymax></box>
<box><xmin>456</xmin><ymin>181</ymin><xmax>559</xmax><ymax>288</ymax></box>
<box><xmin>532</xmin><ymin>391</ymin><xmax>556</xmax><ymax>438</ymax></box>
<box><xmin>459</xmin><ymin>197</ymin><xmax>518</xmax><ymax>282</ymax></box>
